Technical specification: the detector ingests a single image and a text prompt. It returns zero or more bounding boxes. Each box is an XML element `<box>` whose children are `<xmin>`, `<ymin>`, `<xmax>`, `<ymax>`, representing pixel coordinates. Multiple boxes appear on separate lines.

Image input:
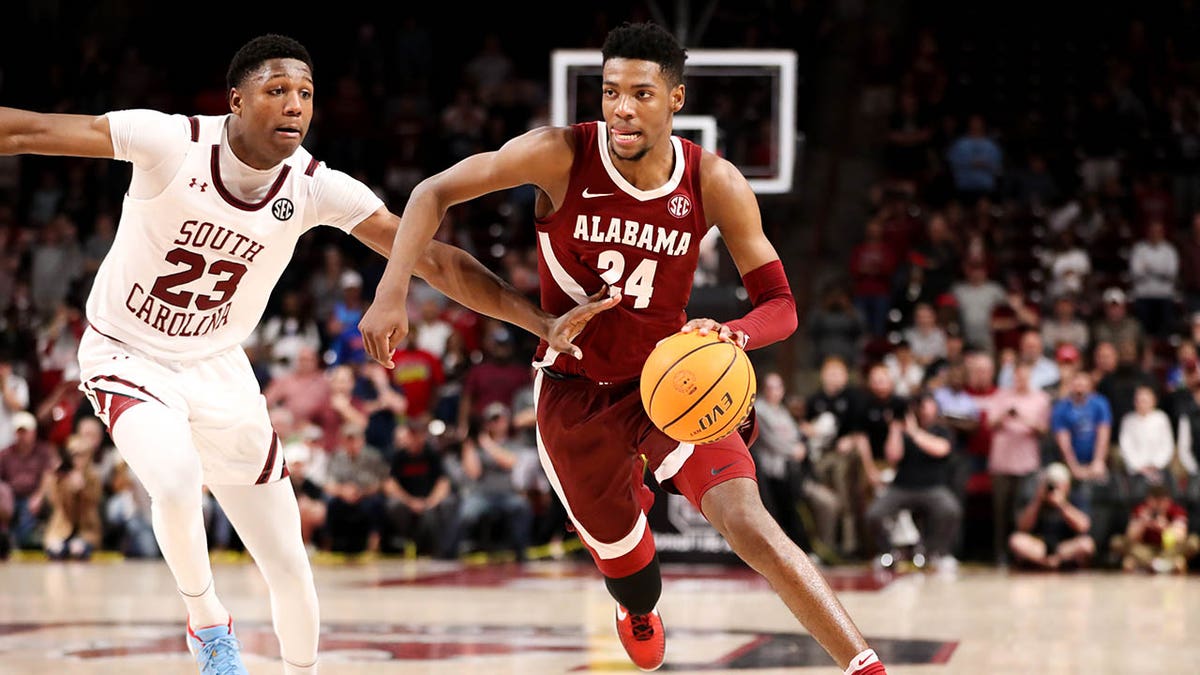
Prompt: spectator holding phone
<box><xmin>986</xmin><ymin>362</ymin><xmax>1051</xmax><ymax>564</ymax></box>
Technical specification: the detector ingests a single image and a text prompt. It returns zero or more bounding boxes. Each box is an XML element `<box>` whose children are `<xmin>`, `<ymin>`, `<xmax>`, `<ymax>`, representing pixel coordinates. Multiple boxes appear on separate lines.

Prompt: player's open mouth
<box><xmin>612</xmin><ymin>130</ymin><xmax>641</xmax><ymax>145</ymax></box>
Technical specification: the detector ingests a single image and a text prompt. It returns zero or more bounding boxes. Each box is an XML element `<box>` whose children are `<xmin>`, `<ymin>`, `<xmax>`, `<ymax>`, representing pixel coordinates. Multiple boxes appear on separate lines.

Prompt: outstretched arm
<box><xmin>0</xmin><ymin>107</ymin><xmax>115</xmax><ymax>158</ymax></box>
<box><xmin>354</xmin><ymin>209</ymin><xmax>619</xmax><ymax>366</ymax></box>
<box><xmin>355</xmin><ymin>126</ymin><xmax>617</xmax><ymax>366</ymax></box>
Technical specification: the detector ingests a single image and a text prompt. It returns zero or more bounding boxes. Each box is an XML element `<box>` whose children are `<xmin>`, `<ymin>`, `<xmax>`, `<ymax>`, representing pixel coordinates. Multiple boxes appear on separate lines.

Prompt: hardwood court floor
<box><xmin>0</xmin><ymin>556</ymin><xmax>1195</xmax><ymax>674</ymax></box>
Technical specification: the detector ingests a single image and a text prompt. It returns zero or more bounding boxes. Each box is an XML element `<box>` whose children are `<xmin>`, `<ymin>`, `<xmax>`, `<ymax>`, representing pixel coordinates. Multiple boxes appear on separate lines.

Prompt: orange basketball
<box><xmin>640</xmin><ymin>330</ymin><xmax>757</xmax><ymax>445</ymax></box>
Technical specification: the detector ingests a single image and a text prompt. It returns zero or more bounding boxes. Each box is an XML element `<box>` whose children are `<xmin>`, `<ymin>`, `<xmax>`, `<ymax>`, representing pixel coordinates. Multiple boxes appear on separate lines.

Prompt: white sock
<box><xmin>845</xmin><ymin>648</ymin><xmax>880</xmax><ymax>674</ymax></box>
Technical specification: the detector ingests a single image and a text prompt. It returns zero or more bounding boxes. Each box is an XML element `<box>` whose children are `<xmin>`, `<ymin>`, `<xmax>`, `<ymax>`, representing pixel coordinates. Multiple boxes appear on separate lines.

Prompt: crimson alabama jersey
<box><xmin>533</xmin><ymin>121</ymin><xmax>708</xmax><ymax>383</ymax></box>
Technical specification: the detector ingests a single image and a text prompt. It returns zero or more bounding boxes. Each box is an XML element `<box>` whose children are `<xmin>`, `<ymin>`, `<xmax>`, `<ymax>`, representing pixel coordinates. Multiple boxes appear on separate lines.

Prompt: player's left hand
<box><xmin>546</xmin><ymin>285</ymin><xmax>622</xmax><ymax>360</ymax></box>
<box><xmin>681</xmin><ymin>318</ymin><xmax>747</xmax><ymax>348</ymax></box>
<box><xmin>359</xmin><ymin>297</ymin><xmax>410</xmax><ymax>368</ymax></box>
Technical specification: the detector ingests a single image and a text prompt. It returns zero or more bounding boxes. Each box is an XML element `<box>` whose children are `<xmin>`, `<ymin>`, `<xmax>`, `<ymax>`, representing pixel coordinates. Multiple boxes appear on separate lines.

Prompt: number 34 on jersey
<box><xmin>573</xmin><ymin>215</ymin><xmax>694</xmax><ymax>310</ymax></box>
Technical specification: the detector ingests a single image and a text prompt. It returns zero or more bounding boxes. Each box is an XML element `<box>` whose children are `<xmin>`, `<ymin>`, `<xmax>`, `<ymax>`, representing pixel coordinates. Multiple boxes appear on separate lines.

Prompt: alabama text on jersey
<box><xmin>533</xmin><ymin>121</ymin><xmax>709</xmax><ymax>383</ymax></box>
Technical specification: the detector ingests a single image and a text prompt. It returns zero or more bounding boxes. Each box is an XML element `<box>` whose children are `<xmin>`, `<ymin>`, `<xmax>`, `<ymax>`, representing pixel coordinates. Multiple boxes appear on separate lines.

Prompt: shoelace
<box><xmin>630</xmin><ymin>614</ymin><xmax>656</xmax><ymax>641</ymax></box>
<box><xmin>197</xmin><ymin>634</ymin><xmax>244</xmax><ymax>674</ymax></box>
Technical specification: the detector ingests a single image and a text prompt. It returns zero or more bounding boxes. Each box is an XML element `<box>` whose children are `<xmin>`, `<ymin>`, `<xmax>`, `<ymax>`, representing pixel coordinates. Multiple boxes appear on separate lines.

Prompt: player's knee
<box><xmin>262</xmin><ymin>546</ymin><xmax>316</xmax><ymax>589</ymax></box>
<box><xmin>277</xmin><ymin>564</ymin><xmax>317</xmax><ymax>594</ymax></box>
<box><xmin>146</xmin><ymin>474</ymin><xmax>204</xmax><ymax>511</ymax></box>
<box><xmin>713</xmin><ymin>501</ymin><xmax>774</xmax><ymax>552</ymax></box>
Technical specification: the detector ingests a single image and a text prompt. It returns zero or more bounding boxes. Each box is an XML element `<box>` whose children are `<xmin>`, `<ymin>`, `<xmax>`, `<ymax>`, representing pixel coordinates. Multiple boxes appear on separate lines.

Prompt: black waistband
<box><xmin>539</xmin><ymin>367</ymin><xmax>577</xmax><ymax>381</ymax></box>
<box><xmin>540</xmin><ymin>367</ymin><xmax>636</xmax><ymax>387</ymax></box>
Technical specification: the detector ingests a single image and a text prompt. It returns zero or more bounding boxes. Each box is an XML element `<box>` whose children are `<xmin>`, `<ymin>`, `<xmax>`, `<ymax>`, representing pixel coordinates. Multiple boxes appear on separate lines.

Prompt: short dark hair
<box><xmin>601</xmin><ymin>22</ymin><xmax>687</xmax><ymax>87</ymax></box>
<box><xmin>226</xmin><ymin>34</ymin><xmax>313</xmax><ymax>90</ymax></box>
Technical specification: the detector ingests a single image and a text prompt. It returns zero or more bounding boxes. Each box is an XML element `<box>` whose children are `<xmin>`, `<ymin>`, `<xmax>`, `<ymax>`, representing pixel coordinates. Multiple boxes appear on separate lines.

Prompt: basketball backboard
<box><xmin>551</xmin><ymin>49</ymin><xmax>801</xmax><ymax>194</ymax></box>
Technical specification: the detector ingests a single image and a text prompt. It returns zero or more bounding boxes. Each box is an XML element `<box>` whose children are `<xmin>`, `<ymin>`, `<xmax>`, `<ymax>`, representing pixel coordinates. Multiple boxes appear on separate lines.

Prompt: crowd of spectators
<box><xmin>0</xmin><ymin>7</ymin><xmax>830</xmax><ymax>563</ymax></box>
<box><xmin>786</xmin><ymin>3</ymin><xmax>1200</xmax><ymax>573</ymax></box>
<box><xmin>6</xmin><ymin>4</ymin><xmax>1200</xmax><ymax>576</ymax></box>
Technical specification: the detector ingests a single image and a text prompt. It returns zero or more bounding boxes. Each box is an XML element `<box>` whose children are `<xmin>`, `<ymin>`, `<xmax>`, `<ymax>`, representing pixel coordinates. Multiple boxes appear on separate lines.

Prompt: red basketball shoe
<box><xmin>615</xmin><ymin>604</ymin><xmax>665</xmax><ymax>671</ymax></box>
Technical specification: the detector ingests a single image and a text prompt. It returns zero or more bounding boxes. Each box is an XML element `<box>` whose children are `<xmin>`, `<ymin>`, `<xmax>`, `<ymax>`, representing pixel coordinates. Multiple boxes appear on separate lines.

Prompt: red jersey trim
<box><xmin>85</xmin><ymin>374</ymin><xmax>166</xmax><ymax>407</ymax></box>
<box><xmin>209</xmin><ymin>145</ymin><xmax>292</xmax><ymax>212</ymax></box>
<box><xmin>596</xmin><ymin>120</ymin><xmax>686</xmax><ymax>201</ymax></box>
<box><xmin>255</xmin><ymin>433</ymin><xmax>280</xmax><ymax>484</ymax></box>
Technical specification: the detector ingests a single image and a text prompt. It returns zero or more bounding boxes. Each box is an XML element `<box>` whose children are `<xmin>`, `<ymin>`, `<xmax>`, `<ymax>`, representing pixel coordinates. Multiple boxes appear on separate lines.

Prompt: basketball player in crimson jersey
<box><xmin>0</xmin><ymin>34</ymin><xmax>615</xmax><ymax>675</ymax></box>
<box><xmin>360</xmin><ymin>22</ymin><xmax>888</xmax><ymax>675</ymax></box>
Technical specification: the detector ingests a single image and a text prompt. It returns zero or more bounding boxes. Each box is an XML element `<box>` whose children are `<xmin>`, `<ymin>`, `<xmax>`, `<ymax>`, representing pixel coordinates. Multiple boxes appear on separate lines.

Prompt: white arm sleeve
<box><xmin>105</xmin><ymin>109</ymin><xmax>191</xmax><ymax>199</ymax></box>
<box><xmin>310</xmin><ymin>165</ymin><xmax>386</xmax><ymax>234</ymax></box>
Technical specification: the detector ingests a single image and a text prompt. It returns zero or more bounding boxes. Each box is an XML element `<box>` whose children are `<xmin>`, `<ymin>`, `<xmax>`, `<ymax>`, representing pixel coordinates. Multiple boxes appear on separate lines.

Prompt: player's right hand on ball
<box><xmin>680</xmin><ymin>318</ymin><xmax>748</xmax><ymax>348</ymax></box>
<box><xmin>359</xmin><ymin>300</ymin><xmax>409</xmax><ymax>369</ymax></box>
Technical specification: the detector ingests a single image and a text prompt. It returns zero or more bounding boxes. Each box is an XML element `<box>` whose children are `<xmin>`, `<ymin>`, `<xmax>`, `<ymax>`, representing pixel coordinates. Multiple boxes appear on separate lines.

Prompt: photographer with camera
<box><xmin>1009</xmin><ymin>463</ymin><xmax>1096</xmax><ymax>570</ymax></box>
<box><xmin>1110</xmin><ymin>483</ymin><xmax>1200</xmax><ymax>573</ymax></box>
<box><xmin>864</xmin><ymin>393</ymin><xmax>962</xmax><ymax>574</ymax></box>
<box><xmin>42</xmin><ymin>433</ymin><xmax>102</xmax><ymax>561</ymax></box>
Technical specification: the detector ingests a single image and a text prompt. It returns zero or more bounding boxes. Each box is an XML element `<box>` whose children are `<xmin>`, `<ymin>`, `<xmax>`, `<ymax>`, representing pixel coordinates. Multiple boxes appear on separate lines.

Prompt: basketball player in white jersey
<box><xmin>0</xmin><ymin>34</ymin><xmax>615</xmax><ymax>675</ymax></box>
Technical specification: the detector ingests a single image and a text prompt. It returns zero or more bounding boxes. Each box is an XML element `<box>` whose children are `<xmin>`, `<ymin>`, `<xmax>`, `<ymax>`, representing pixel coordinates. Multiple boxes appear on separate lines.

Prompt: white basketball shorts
<box><xmin>77</xmin><ymin>327</ymin><xmax>286</xmax><ymax>486</ymax></box>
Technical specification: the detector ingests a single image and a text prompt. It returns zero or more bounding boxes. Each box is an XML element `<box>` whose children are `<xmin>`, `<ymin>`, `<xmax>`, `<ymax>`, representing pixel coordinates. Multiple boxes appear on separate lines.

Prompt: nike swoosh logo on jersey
<box><xmin>582</xmin><ymin>188</ymin><xmax>614</xmax><ymax>198</ymax></box>
<box><xmin>710</xmin><ymin>461</ymin><xmax>738</xmax><ymax>476</ymax></box>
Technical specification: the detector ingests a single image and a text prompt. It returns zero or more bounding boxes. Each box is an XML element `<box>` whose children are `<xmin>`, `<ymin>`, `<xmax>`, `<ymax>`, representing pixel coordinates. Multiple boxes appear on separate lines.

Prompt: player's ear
<box><xmin>671</xmin><ymin>84</ymin><xmax>685</xmax><ymax>113</ymax></box>
<box><xmin>229</xmin><ymin>89</ymin><xmax>243</xmax><ymax>115</ymax></box>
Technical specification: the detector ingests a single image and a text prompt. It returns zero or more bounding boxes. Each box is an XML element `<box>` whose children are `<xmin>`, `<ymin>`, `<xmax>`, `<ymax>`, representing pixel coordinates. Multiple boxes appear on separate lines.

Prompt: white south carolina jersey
<box><xmin>87</xmin><ymin>110</ymin><xmax>383</xmax><ymax>361</ymax></box>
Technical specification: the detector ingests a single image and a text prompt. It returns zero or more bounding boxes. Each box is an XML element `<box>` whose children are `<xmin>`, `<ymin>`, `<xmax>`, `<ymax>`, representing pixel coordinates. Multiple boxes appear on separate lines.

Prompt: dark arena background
<box><xmin>0</xmin><ymin>1</ymin><xmax>1198</xmax><ymax>673</ymax></box>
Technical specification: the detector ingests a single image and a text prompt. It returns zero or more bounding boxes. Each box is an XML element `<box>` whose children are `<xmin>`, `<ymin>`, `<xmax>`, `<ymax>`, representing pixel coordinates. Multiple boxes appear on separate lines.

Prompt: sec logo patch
<box><xmin>272</xmin><ymin>198</ymin><xmax>295</xmax><ymax>221</ymax></box>
<box><xmin>667</xmin><ymin>194</ymin><xmax>691</xmax><ymax>218</ymax></box>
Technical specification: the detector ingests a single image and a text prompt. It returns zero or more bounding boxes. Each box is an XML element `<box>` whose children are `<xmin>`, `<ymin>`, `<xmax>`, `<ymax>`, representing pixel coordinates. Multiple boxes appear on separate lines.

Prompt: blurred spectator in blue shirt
<box><xmin>1051</xmin><ymin>371</ymin><xmax>1113</xmax><ymax>514</ymax></box>
<box><xmin>328</xmin><ymin>270</ymin><xmax>367</xmax><ymax>366</ymax></box>
<box><xmin>945</xmin><ymin>114</ymin><xmax>1003</xmax><ymax>205</ymax></box>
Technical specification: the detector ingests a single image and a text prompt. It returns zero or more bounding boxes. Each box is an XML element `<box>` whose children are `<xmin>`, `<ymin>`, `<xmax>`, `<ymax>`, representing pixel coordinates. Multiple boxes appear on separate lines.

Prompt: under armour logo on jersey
<box><xmin>188</xmin><ymin>178</ymin><xmax>208</xmax><ymax>192</ymax></box>
<box><xmin>272</xmin><ymin>197</ymin><xmax>295</xmax><ymax>221</ymax></box>
<box><xmin>667</xmin><ymin>193</ymin><xmax>692</xmax><ymax>218</ymax></box>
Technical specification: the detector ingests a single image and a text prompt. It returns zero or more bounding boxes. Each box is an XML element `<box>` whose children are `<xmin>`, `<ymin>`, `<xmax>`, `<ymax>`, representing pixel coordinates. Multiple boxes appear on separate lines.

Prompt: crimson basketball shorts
<box><xmin>533</xmin><ymin>368</ymin><xmax>758</xmax><ymax>577</ymax></box>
